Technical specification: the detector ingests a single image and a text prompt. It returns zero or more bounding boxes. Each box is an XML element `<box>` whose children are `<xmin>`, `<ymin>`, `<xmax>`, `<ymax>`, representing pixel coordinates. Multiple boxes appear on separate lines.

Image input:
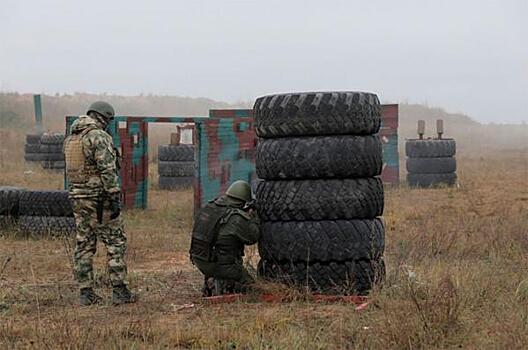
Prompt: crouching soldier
<box><xmin>64</xmin><ymin>101</ymin><xmax>136</xmax><ymax>306</ymax></box>
<box><xmin>190</xmin><ymin>180</ymin><xmax>260</xmax><ymax>296</ymax></box>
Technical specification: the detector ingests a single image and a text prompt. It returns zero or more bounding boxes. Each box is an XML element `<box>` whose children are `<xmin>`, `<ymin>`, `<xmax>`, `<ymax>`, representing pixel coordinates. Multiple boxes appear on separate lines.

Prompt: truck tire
<box><xmin>40</xmin><ymin>133</ymin><xmax>65</xmax><ymax>145</ymax></box>
<box><xmin>405</xmin><ymin>139</ymin><xmax>456</xmax><ymax>158</ymax></box>
<box><xmin>26</xmin><ymin>134</ymin><xmax>42</xmax><ymax>145</ymax></box>
<box><xmin>158</xmin><ymin>161</ymin><xmax>195</xmax><ymax>177</ymax></box>
<box><xmin>158</xmin><ymin>176</ymin><xmax>193</xmax><ymax>190</ymax></box>
<box><xmin>259</xmin><ymin>219</ymin><xmax>385</xmax><ymax>262</ymax></box>
<box><xmin>24</xmin><ymin>153</ymin><xmax>46</xmax><ymax>162</ymax></box>
<box><xmin>256</xmin><ymin>178</ymin><xmax>384</xmax><ymax>221</ymax></box>
<box><xmin>40</xmin><ymin>153</ymin><xmax>65</xmax><ymax>161</ymax></box>
<box><xmin>19</xmin><ymin>190</ymin><xmax>73</xmax><ymax>217</ymax></box>
<box><xmin>19</xmin><ymin>216</ymin><xmax>76</xmax><ymax>236</ymax></box>
<box><xmin>407</xmin><ymin>173</ymin><xmax>457</xmax><ymax>187</ymax></box>
<box><xmin>42</xmin><ymin>161</ymin><xmax>66</xmax><ymax>169</ymax></box>
<box><xmin>406</xmin><ymin>157</ymin><xmax>456</xmax><ymax>174</ymax></box>
<box><xmin>25</xmin><ymin>144</ymin><xmax>42</xmax><ymax>153</ymax></box>
<box><xmin>158</xmin><ymin>145</ymin><xmax>195</xmax><ymax>162</ymax></box>
<box><xmin>258</xmin><ymin>258</ymin><xmax>385</xmax><ymax>295</ymax></box>
<box><xmin>40</xmin><ymin>144</ymin><xmax>63</xmax><ymax>153</ymax></box>
<box><xmin>254</xmin><ymin>91</ymin><xmax>381</xmax><ymax>138</ymax></box>
<box><xmin>256</xmin><ymin>135</ymin><xmax>382</xmax><ymax>180</ymax></box>
<box><xmin>0</xmin><ymin>186</ymin><xmax>25</xmax><ymax>217</ymax></box>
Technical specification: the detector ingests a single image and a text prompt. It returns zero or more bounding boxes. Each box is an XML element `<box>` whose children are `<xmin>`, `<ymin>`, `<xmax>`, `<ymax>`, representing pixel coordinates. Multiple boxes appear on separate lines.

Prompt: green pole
<box><xmin>33</xmin><ymin>94</ymin><xmax>43</xmax><ymax>134</ymax></box>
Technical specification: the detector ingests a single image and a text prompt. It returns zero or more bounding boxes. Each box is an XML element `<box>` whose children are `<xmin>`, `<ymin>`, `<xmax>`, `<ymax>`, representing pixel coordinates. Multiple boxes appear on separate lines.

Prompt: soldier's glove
<box><xmin>108</xmin><ymin>192</ymin><xmax>121</xmax><ymax>220</ymax></box>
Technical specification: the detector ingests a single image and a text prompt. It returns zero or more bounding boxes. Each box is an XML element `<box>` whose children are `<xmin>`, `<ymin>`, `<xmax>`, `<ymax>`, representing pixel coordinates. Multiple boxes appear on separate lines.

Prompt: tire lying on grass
<box><xmin>19</xmin><ymin>216</ymin><xmax>76</xmax><ymax>236</ymax></box>
<box><xmin>258</xmin><ymin>219</ymin><xmax>385</xmax><ymax>262</ymax></box>
<box><xmin>158</xmin><ymin>145</ymin><xmax>195</xmax><ymax>162</ymax></box>
<box><xmin>24</xmin><ymin>153</ymin><xmax>47</xmax><ymax>162</ymax></box>
<box><xmin>405</xmin><ymin>139</ymin><xmax>456</xmax><ymax>158</ymax></box>
<box><xmin>256</xmin><ymin>178</ymin><xmax>384</xmax><ymax>221</ymax></box>
<box><xmin>19</xmin><ymin>190</ymin><xmax>73</xmax><ymax>217</ymax></box>
<box><xmin>40</xmin><ymin>144</ymin><xmax>63</xmax><ymax>153</ymax></box>
<box><xmin>407</xmin><ymin>173</ymin><xmax>457</xmax><ymax>187</ymax></box>
<box><xmin>40</xmin><ymin>133</ymin><xmax>65</xmax><ymax>145</ymax></box>
<box><xmin>42</xmin><ymin>161</ymin><xmax>66</xmax><ymax>169</ymax></box>
<box><xmin>406</xmin><ymin>157</ymin><xmax>456</xmax><ymax>174</ymax></box>
<box><xmin>158</xmin><ymin>161</ymin><xmax>195</xmax><ymax>177</ymax></box>
<box><xmin>0</xmin><ymin>186</ymin><xmax>26</xmax><ymax>217</ymax></box>
<box><xmin>254</xmin><ymin>91</ymin><xmax>381</xmax><ymax>138</ymax></box>
<box><xmin>256</xmin><ymin>135</ymin><xmax>382</xmax><ymax>179</ymax></box>
<box><xmin>158</xmin><ymin>176</ymin><xmax>193</xmax><ymax>190</ymax></box>
<box><xmin>26</xmin><ymin>134</ymin><xmax>42</xmax><ymax>144</ymax></box>
<box><xmin>258</xmin><ymin>258</ymin><xmax>385</xmax><ymax>295</ymax></box>
<box><xmin>24</xmin><ymin>144</ymin><xmax>42</xmax><ymax>154</ymax></box>
<box><xmin>41</xmin><ymin>153</ymin><xmax>65</xmax><ymax>161</ymax></box>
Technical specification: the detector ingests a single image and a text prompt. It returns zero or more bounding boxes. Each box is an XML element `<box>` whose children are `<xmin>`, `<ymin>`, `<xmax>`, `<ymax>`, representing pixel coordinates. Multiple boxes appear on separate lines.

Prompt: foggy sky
<box><xmin>1</xmin><ymin>0</ymin><xmax>526</xmax><ymax>123</ymax></box>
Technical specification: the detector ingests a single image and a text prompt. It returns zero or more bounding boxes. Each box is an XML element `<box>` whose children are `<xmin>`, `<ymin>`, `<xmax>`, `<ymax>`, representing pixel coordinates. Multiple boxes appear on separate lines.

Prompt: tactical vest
<box><xmin>190</xmin><ymin>200</ymin><xmax>233</xmax><ymax>263</ymax></box>
<box><xmin>64</xmin><ymin>128</ymin><xmax>99</xmax><ymax>184</ymax></box>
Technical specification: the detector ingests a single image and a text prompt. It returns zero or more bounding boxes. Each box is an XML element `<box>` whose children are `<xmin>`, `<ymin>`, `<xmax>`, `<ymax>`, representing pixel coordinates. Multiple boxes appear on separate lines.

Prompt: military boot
<box><xmin>80</xmin><ymin>287</ymin><xmax>102</xmax><ymax>306</ymax></box>
<box><xmin>112</xmin><ymin>284</ymin><xmax>137</xmax><ymax>305</ymax></box>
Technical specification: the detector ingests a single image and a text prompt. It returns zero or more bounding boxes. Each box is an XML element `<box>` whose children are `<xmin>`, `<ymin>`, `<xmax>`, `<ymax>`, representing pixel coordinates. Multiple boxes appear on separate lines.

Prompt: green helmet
<box><xmin>226</xmin><ymin>180</ymin><xmax>251</xmax><ymax>202</ymax></box>
<box><xmin>87</xmin><ymin>101</ymin><xmax>115</xmax><ymax>121</ymax></box>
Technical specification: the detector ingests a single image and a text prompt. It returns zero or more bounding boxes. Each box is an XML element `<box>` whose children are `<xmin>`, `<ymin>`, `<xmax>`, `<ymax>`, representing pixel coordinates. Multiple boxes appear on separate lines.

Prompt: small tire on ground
<box><xmin>26</xmin><ymin>134</ymin><xmax>42</xmax><ymax>145</ymax></box>
<box><xmin>158</xmin><ymin>145</ymin><xmax>195</xmax><ymax>162</ymax></box>
<box><xmin>407</xmin><ymin>173</ymin><xmax>457</xmax><ymax>187</ymax></box>
<box><xmin>0</xmin><ymin>186</ymin><xmax>26</xmax><ymax>217</ymax></box>
<box><xmin>40</xmin><ymin>133</ymin><xmax>65</xmax><ymax>145</ymax></box>
<box><xmin>24</xmin><ymin>153</ymin><xmax>47</xmax><ymax>162</ymax></box>
<box><xmin>258</xmin><ymin>258</ymin><xmax>385</xmax><ymax>295</ymax></box>
<box><xmin>405</xmin><ymin>139</ymin><xmax>456</xmax><ymax>158</ymax></box>
<box><xmin>258</xmin><ymin>219</ymin><xmax>385</xmax><ymax>262</ymax></box>
<box><xmin>158</xmin><ymin>176</ymin><xmax>193</xmax><ymax>190</ymax></box>
<box><xmin>158</xmin><ymin>161</ymin><xmax>195</xmax><ymax>177</ymax></box>
<box><xmin>406</xmin><ymin>157</ymin><xmax>456</xmax><ymax>174</ymax></box>
<box><xmin>19</xmin><ymin>190</ymin><xmax>73</xmax><ymax>217</ymax></box>
<box><xmin>256</xmin><ymin>178</ymin><xmax>384</xmax><ymax>221</ymax></box>
<box><xmin>256</xmin><ymin>135</ymin><xmax>382</xmax><ymax>179</ymax></box>
<box><xmin>19</xmin><ymin>216</ymin><xmax>76</xmax><ymax>236</ymax></box>
<box><xmin>254</xmin><ymin>91</ymin><xmax>381</xmax><ymax>138</ymax></box>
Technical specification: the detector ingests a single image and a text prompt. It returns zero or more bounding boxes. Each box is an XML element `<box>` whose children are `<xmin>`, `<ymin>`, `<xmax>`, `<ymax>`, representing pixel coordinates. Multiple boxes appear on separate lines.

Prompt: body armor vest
<box><xmin>64</xmin><ymin>128</ymin><xmax>99</xmax><ymax>184</ymax></box>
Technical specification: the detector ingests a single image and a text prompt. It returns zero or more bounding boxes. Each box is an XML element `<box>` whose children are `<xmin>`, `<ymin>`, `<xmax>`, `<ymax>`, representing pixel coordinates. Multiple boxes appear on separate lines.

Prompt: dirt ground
<box><xmin>1</xmin><ymin>131</ymin><xmax>528</xmax><ymax>348</ymax></box>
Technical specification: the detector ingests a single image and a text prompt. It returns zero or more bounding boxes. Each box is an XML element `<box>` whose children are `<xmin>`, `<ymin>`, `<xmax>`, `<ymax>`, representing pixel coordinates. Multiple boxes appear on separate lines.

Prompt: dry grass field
<box><xmin>1</xmin><ymin>129</ymin><xmax>528</xmax><ymax>349</ymax></box>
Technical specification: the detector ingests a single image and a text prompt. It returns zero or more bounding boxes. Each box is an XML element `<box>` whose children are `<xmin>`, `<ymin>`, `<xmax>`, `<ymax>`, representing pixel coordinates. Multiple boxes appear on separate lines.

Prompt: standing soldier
<box><xmin>190</xmin><ymin>180</ymin><xmax>260</xmax><ymax>296</ymax></box>
<box><xmin>64</xmin><ymin>101</ymin><xmax>136</xmax><ymax>306</ymax></box>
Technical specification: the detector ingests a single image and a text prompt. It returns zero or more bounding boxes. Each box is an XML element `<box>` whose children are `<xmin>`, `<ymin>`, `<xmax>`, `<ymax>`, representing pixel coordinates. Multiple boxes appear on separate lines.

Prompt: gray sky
<box><xmin>1</xmin><ymin>0</ymin><xmax>526</xmax><ymax>123</ymax></box>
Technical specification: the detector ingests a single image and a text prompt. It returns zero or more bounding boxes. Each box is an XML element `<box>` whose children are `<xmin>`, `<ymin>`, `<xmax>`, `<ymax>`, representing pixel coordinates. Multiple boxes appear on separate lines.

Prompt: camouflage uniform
<box><xmin>190</xmin><ymin>195</ymin><xmax>260</xmax><ymax>293</ymax></box>
<box><xmin>64</xmin><ymin>114</ymin><xmax>128</xmax><ymax>289</ymax></box>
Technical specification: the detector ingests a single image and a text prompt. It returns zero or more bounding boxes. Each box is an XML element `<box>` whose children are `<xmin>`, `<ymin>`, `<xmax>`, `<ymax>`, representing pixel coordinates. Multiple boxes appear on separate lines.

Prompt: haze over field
<box><xmin>1</xmin><ymin>0</ymin><xmax>527</xmax><ymax>124</ymax></box>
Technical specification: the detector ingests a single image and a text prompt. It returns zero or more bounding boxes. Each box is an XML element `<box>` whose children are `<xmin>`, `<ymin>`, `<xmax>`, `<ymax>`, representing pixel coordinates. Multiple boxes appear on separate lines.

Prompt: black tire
<box><xmin>40</xmin><ymin>153</ymin><xmax>65</xmax><ymax>161</ymax></box>
<box><xmin>40</xmin><ymin>144</ymin><xmax>63</xmax><ymax>153</ymax></box>
<box><xmin>42</xmin><ymin>161</ymin><xmax>65</xmax><ymax>169</ymax></box>
<box><xmin>19</xmin><ymin>190</ymin><xmax>73</xmax><ymax>217</ymax></box>
<box><xmin>256</xmin><ymin>178</ymin><xmax>384</xmax><ymax>221</ymax></box>
<box><xmin>254</xmin><ymin>91</ymin><xmax>381</xmax><ymax>138</ymax></box>
<box><xmin>259</xmin><ymin>219</ymin><xmax>385</xmax><ymax>262</ymax></box>
<box><xmin>24</xmin><ymin>153</ymin><xmax>46</xmax><ymax>162</ymax></box>
<box><xmin>258</xmin><ymin>258</ymin><xmax>385</xmax><ymax>295</ymax></box>
<box><xmin>158</xmin><ymin>161</ymin><xmax>195</xmax><ymax>177</ymax></box>
<box><xmin>25</xmin><ymin>144</ymin><xmax>42</xmax><ymax>154</ymax></box>
<box><xmin>19</xmin><ymin>216</ymin><xmax>76</xmax><ymax>236</ymax></box>
<box><xmin>40</xmin><ymin>133</ymin><xmax>65</xmax><ymax>145</ymax></box>
<box><xmin>407</xmin><ymin>173</ymin><xmax>457</xmax><ymax>187</ymax></box>
<box><xmin>158</xmin><ymin>176</ymin><xmax>193</xmax><ymax>190</ymax></box>
<box><xmin>26</xmin><ymin>134</ymin><xmax>42</xmax><ymax>145</ymax></box>
<box><xmin>158</xmin><ymin>144</ymin><xmax>195</xmax><ymax>161</ymax></box>
<box><xmin>406</xmin><ymin>157</ymin><xmax>456</xmax><ymax>174</ymax></box>
<box><xmin>405</xmin><ymin>139</ymin><xmax>456</xmax><ymax>158</ymax></box>
<box><xmin>0</xmin><ymin>186</ymin><xmax>26</xmax><ymax>217</ymax></box>
<box><xmin>256</xmin><ymin>135</ymin><xmax>382</xmax><ymax>180</ymax></box>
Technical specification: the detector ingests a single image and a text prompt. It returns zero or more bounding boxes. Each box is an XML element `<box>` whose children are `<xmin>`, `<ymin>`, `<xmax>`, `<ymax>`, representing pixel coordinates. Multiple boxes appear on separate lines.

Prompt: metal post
<box><xmin>33</xmin><ymin>94</ymin><xmax>43</xmax><ymax>134</ymax></box>
<box><xmin>417</xmin><ymin>120</ymin><xmax>425</xmax><ymax>140</ymax></box>
<box><xmin>436</xmin><ymin>119</ymin><xmax>444</xmax><ymax>139</ymax></box>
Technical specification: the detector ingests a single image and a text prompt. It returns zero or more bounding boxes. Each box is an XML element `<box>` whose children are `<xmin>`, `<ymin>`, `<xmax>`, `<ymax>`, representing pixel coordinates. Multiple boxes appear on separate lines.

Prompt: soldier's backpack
<box><xmin>189</xmin><ymin>199</ymin><xmax>232</xmax><ymax>263</ymax></box>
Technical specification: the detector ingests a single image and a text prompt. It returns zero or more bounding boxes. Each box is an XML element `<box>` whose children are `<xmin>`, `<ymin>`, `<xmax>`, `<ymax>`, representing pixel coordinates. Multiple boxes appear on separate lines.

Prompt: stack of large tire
<box><xmin>0</xmin><ymin>186</ymin><xmax>25</xmax><ymax>229</ymax></box>
<box><xmin>24</xmin><ymin>134</ymin><xmax>43</xmax><ymax>163</ymax></box>
<box><xmin>18</xmin><ymin>190</ymin><xmax>75</xmax><ymax>236</ymax></box>
<box><xmin>40</xmin><ymin>133</ymin><xmax>65</xmax><ymax>170</ymax></box>
<box><xmin>405</xmin><ymin>139</ymin><xmax>457</xmax><ymax>187</ymax></box>
<box><xmin>157</xmin><ymin>144</ymin><xmax>195</xmax><ymax>190</ymax></box>
<box><xmin>255</xmin><ymin>91</ymin><xmax>386</xmax><ymax>295</ymax></box>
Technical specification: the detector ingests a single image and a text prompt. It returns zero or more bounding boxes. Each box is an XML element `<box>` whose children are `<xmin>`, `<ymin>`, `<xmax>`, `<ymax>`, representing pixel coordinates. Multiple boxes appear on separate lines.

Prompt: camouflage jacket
<box><xmin>65</xmin><ymin>115</ymin><xmax>120</xmax><ymax>198</ymax></box>
<box><xmin>191</xmin><ymin>196</ymin><xmax>260</xmax><ymax>263</ymax></box>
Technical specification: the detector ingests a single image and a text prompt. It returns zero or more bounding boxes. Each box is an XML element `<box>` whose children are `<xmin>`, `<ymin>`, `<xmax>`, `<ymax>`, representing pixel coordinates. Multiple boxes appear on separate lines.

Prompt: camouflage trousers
<box><xmin>71</xmin><ymin>197</ymin><xmax>128</xmax><ymax>289</ymax></box>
